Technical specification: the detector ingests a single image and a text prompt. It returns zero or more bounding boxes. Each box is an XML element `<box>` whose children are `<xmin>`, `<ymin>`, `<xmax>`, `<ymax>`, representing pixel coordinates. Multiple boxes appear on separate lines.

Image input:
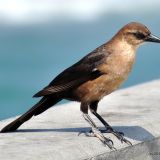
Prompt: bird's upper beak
<box><xmin>145</xmin><ymin>34</ymin><xmax>160</xmax><ymax>43</ymax></box>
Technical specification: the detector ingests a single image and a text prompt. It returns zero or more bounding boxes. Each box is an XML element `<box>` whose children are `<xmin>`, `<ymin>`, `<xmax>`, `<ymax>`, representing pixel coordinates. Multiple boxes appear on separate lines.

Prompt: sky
<box><xmin>0</xmin><ymin>0</ymin><xmax>160</xmax><ymax>25</ymax></box>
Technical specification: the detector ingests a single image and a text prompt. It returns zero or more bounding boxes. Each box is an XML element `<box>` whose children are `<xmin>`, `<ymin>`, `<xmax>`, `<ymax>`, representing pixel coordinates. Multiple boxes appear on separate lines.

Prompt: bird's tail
<box><xmin>0</xmin><ymin>96</ymin><xmax>61</xmax><ymax>133</ymax></box>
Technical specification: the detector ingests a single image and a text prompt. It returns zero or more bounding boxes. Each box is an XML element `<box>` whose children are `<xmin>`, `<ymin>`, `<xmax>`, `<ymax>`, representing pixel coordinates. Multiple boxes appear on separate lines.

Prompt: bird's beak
<box><xmin>145</xmin><ymin>34</ymin><xmax>160</xmax><ymax>43</ymax></box>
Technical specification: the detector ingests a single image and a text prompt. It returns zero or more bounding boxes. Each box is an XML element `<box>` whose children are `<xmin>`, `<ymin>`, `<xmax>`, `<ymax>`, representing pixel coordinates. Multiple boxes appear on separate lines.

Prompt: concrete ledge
<box><xmin>0</xmin><ymin>80</ymin><xmax>160</xmax><ymax>160</ymax></box>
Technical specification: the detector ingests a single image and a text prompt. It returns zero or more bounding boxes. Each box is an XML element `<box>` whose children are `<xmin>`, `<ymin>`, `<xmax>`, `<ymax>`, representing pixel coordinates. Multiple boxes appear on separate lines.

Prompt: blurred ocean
<box><xmin>0</xmin><ymin>1</ymin><xmax>160</xmax><ymax>120</ymax></box>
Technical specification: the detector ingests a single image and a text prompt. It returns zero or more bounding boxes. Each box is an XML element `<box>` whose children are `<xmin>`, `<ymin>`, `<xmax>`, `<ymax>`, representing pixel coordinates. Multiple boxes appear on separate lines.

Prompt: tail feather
<box><xmin>0</xmin><ymin>96</ymin><xmax>61</xmax><ymax>133</ymax></box>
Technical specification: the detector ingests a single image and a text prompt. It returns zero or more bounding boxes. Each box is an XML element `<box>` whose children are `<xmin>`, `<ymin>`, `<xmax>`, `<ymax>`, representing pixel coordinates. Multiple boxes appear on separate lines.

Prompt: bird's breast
<box><xmin>106</xmin><ymin>49</ymin><xmax>136</xmax><ymax>77</ymax></box>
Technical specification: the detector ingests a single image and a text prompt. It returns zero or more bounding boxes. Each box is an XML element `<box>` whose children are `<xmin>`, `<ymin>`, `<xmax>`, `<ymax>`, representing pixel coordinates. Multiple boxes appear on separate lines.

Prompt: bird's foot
<box><xmin>78</xmin><ymin>128</ymin><xmax>115</xmax><ymax>149</ymax></box>
<box><xmin>100</xmin><ymin>128</ymin><xmax>132</xmax><ymax>145</ymax></box>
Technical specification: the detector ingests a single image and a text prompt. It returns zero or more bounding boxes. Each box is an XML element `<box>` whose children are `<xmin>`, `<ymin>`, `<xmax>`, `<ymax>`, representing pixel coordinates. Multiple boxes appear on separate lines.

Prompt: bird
<box><xmin>1</xmin><ymin>22</ymin><xmax>160</xmax><ymax>149</ymax></box>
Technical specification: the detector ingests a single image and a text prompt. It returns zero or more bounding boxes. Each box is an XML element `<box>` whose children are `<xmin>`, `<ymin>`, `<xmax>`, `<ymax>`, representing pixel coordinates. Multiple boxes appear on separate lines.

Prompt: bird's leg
<box><xmin>90</xmin><ymin>101</ymin><xmax>132</xmax><ymax>145</ymax></box>
<box><xmin>80</xmin><ymin>103</ymin><xmax>114</xmax><ymax>149</ymax></box>
<box><xmin>92</xmin><ymin>111</ymin><xmax>132</xmax><ymax>145</ymax></box>
<box><xmin>82</xmin><ymin>113</ymin><xmax>114</xmax><ymax>149</ymax></box>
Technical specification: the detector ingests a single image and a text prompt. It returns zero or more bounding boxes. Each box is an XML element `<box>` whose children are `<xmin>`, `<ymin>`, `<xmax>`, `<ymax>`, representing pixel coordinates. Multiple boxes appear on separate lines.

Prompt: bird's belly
<box><xmin>72</xmin><ymin>74</ymin><xmax>127</xmax><ymax>103</ymax></box>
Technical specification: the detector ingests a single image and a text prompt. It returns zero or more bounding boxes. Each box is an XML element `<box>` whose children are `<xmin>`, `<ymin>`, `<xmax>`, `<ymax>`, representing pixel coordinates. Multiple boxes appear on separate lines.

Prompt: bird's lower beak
<box><xmin>145</xmin><ymin>34</ymin><xmax>160</xmax><ymax>43</ymax></box>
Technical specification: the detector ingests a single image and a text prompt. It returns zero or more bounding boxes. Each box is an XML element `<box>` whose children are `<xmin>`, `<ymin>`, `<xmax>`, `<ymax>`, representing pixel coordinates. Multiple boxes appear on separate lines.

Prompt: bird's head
<box><xmin>116</xmin><ymin>22</ymin><xmax>160</xmax><ymax>47</ymax></box>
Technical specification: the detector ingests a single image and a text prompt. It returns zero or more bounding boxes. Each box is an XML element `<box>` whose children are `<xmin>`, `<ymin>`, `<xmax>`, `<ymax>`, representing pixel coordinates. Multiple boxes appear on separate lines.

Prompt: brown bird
<box><xmin>1</xmin><ymin>22</ymin><xmax>160</xmax><ymax>149</ymax></box>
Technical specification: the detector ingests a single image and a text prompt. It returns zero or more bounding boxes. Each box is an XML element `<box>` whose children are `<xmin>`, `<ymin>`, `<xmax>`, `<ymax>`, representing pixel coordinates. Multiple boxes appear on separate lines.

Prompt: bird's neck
<box><xmin>108</xmin><ymin>35</ymin><xmax>138</xmax><ymax>57</ymax></box>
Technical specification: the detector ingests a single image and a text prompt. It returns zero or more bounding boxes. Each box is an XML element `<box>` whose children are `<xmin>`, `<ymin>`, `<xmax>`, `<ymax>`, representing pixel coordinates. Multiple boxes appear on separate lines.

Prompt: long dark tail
<box><xmin>0</xmin><ymin>96</ymin><xmax>61</xmax><ymax>133</ymax></box>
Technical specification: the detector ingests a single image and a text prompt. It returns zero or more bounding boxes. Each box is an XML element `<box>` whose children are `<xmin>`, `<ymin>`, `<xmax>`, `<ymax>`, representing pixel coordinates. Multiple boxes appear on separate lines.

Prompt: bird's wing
<box><xmin>33</xmin><ymin>45</ymin><xmax>108</xmax><ymax>97</ymax></box>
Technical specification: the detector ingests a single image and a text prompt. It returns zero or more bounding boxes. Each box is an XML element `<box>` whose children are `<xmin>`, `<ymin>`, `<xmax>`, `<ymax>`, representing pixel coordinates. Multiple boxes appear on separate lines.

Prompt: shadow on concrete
<box><xmin>16</xmin><ymin>125</ymin><xmax>154</xmax><ymax>141</ymax></box>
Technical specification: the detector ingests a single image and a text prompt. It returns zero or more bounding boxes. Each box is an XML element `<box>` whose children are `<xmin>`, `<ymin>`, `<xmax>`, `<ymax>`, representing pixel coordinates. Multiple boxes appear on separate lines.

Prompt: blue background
<box><xmin>0</xmin><ymin>1</ymin><xmax>160</xmax><ymax>120</ymax></box>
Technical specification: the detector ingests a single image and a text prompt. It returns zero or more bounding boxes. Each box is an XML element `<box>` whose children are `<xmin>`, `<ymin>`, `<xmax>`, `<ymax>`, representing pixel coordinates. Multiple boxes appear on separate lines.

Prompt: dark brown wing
<box><xmin>33</xmin><ymin>44</ymin><xmax>108</xmax><ymax>97</ymax></box>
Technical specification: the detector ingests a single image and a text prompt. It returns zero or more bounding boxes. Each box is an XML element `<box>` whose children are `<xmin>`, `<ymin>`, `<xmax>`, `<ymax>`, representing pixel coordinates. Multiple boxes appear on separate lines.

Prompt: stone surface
<box><xmin>0</xmin><ymin>80</ymin><xmax>160</xmax><ymax>160</ymax></box>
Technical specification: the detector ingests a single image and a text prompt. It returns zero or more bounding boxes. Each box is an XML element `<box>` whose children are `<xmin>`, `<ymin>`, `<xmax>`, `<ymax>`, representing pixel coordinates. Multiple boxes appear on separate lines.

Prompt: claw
<box><xmin>100</xmin><ymin>128</ymin><xmax>132</xmax><ymax>145</ymax></box>
<box><xmin>103</xmin><ymin>137</ymin><xmax>115</xmax><ymax>149</ymax></box>
<box><xmin>107</xmin><ymin>138</ymin><xmax>113</xmax><ymax>146</ymax></box>
<box><xmin>123</xmin><ymin>138</ymin><xmax>132</xmax><ymax>146</ymax></box>
<box><xmin>112</xmin><ymin>131</ymin><xmax>132</xmax><ymax>145</ymax></box>
<box><xmin>100</xmin><ymin>137</ymin><xmax>114</xmax><ymax>149</ymax></box>
<box><xmin>91</xmin><ymin>127</ymin><xmax>115</xmax><ymax>149</ymax></box>
<box><xmin>78</xmin><ymin>128</ymin><xmax>116</xmax><ymax>149</ymax></box>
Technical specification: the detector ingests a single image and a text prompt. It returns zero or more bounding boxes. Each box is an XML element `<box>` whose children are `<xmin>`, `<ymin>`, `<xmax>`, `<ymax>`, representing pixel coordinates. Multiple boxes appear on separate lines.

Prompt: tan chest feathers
<box><xmin>100</xmin><ymin>50</ymin><xmax>135</xmax><ymax>76</ymax></box>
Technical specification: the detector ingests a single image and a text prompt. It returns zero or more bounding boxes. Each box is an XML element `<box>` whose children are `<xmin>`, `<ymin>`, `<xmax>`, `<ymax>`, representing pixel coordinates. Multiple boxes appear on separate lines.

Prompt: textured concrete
<box><xmin>0</xmin><ymin>80</ymin><xmax>160</xmax><ymax>160</ymax></box>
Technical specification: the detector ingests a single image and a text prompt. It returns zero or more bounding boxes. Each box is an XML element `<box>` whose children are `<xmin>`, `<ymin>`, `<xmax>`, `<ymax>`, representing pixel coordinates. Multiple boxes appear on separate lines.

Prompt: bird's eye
<box><xmin>132</xmin><ymin>32</ymin><xmax>146</xmax><ymax>39</ymax></box>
